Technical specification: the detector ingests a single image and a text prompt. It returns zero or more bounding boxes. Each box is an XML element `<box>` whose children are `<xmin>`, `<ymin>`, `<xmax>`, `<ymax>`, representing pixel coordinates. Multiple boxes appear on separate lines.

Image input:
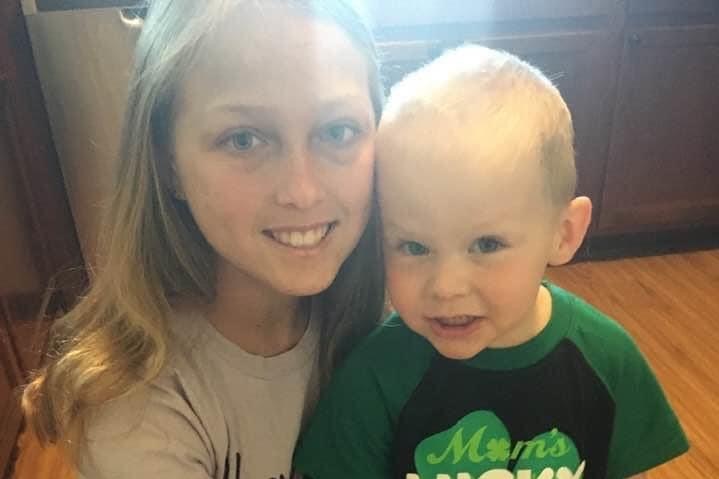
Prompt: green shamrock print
<box><xmin>486</xmin><ymin>438</ymin><xmax>511</xmax><ymax>462</ymax></box>
<box><xmin>414</xmin><ymin>411</ymin><xmax>583</xmax><ymax>478</ymax></box>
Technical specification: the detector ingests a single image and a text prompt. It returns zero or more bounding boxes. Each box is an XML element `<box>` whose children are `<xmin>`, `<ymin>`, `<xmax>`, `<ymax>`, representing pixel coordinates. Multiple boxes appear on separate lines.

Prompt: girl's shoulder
<box><xmin>79</xmin><ymin>347</ymin><xmax>223</xmax><ymax>478</ymax></box>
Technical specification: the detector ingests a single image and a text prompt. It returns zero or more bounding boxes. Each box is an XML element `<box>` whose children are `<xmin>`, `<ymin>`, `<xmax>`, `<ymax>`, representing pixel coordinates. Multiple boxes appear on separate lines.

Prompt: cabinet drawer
<box><xmin>598</xmin><ymin>24</ymin><xmax>719</xmax><ymax>233</ymax></box>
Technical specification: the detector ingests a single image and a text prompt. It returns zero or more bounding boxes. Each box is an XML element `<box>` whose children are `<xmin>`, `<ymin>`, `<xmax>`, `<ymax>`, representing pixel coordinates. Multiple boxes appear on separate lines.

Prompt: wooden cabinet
<box><xmin>0</xmin><ymin>1</ymin><xmax>84</xmax><ymax>476</ymax></box>
<box><xmin>598</xmin><ymin>23</ymin><xmax>719</xmax><ymax>233</ymax></box>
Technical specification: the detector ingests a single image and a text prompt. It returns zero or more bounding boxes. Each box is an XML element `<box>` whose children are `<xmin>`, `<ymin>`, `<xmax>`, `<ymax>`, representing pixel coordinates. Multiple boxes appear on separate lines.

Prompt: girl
<box><xmin>22</xmin><ymin>1</ymin><xmax>384</xmax><ymax>478</ymax></box>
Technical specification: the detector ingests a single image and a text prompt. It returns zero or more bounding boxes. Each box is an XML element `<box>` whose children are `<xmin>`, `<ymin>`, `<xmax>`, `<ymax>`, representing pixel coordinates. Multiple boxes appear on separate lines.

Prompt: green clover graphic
<box><xmin>486</xmin><ymin>438</ymin><xmax>511</xmax><ymax>462</ymax></box>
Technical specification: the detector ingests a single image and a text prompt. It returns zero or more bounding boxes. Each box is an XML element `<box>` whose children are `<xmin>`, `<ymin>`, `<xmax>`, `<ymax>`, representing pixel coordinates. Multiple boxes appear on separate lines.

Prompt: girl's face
<box><xmin>172</xmin><ymin>3</ymin><xmax>376</xmax><ymax>296</ymax></box>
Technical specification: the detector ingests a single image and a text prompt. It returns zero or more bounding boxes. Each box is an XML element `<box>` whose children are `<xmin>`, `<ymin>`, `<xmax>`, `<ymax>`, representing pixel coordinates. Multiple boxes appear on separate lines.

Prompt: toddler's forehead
<box><xmin>379</xmin><ymin>111</ymin><xmax>541</xmax><ymax>173</ymax></box>
<box><xmin>378</xmin><ymin>123</ymin><xmax>549</xmax><ymax>217</ymax></box>
<box><xmin>380</xmin><ymin>143</ymin><xmax>543</xmax><ymax>197</ymax></box>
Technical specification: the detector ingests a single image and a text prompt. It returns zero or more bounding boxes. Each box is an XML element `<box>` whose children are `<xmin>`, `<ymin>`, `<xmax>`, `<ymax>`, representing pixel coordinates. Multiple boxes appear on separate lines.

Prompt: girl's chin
<box><xmin>275</xmin><ymin>272</ymin><xmax>336</xmax><ymax>298</ymax></box>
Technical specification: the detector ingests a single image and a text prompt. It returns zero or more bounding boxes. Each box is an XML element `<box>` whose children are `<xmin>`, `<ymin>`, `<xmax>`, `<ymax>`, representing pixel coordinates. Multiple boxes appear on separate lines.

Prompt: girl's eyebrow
<box><xmin>209</xmin><ymin>95</ymin><xmax>370</xmax><ymax>116</ymax></box>
<box><xmin>210</xmin><ymin>103</ymin><xmax>273</xmax><ymax>116</ymax></box>
<box><xmin>315</xmin><ymin>96</ymin><xmax>372</xmax><ymax>113</ymax></box>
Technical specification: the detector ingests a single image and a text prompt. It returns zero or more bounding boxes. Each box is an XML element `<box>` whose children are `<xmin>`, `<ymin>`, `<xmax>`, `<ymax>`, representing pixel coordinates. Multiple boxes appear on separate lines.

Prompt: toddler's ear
<box><xmin>548</xmin><ymin>196</ymin><xmax>592</xmax><ymax>266</ymax></box>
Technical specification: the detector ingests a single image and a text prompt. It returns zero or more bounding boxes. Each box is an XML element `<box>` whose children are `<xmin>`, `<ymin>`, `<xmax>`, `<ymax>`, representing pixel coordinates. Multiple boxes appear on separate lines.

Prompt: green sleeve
<box><xmin>605</xmin><ymin>333</ymin><xmax>689</xmax><ymax>478</ymax></box>
<box><xmin>563</xmin><ymin>291</ymin><xmax>689</xmax><ymax>479</ymax></box>
<box><xmin>294</xmin><ymin>318</ymin><xmax>433</xmax><ymax>479</ymax></box>
<box><xmin>293</xmin><ymin>354</ymin><xmax>395</xmax><ymax>479</ymax></box>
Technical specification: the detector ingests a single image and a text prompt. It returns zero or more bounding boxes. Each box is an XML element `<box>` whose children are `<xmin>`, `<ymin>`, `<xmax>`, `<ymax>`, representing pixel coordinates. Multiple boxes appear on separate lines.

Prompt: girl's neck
<box><xmin>204</xmin><ymin>261</ymin><xmax>309</xmax><ymax>357</ymax></box>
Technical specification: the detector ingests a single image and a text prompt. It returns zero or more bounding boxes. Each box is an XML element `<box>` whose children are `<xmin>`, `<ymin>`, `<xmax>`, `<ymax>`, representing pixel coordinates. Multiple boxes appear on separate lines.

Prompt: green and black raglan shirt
<box><xmin>294</xmin><ymin>283</ymin><xmax>688</xmax><ymax>479</ymax></box>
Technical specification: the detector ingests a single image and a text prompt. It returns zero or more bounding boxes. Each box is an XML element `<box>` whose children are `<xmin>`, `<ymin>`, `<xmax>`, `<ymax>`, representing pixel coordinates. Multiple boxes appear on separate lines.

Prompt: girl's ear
<box><xmin>548</xmin><ymin>196</ymin><xmax>593</xmax><ymax>266</ymax></box>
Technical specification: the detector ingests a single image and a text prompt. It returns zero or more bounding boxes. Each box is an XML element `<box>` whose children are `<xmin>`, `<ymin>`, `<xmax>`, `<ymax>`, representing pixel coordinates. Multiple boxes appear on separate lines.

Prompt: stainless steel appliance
<box><xmin>22</xmin><ymin>0</ymin><xmax>143</xmax><ymax>264</ymax></box>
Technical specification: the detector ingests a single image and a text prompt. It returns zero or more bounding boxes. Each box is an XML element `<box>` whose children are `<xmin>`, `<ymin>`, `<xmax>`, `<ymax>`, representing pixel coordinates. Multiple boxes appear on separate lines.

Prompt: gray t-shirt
<box><xmin>78</xmin><ymin>308</ymin><xmax>319</xmax><ymax>479</ymax></box>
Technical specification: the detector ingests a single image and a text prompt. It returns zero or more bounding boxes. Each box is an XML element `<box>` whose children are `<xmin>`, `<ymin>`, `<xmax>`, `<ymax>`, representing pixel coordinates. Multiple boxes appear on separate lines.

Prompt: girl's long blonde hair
<box><xmin>23</xmin><ymin>0</ymin><xmax>384</xmax><ymax>458</ymax></box>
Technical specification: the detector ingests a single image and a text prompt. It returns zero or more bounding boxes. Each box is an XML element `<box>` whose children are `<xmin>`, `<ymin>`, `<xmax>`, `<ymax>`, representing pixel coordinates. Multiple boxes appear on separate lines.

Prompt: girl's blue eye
<box><xmin>222</xmin><ymin>130</ymin><xmax>265</xmax><ymax>152</ymax></box>
<box><xmin>399</xmin><ymin>241</ymin><xmax>429</xmax><ymax>256</ymax></box>
<box><xmin>319</xmin><ymin>123</ymin><xmax>360</xmax><ymax>146</ymax></box>
<box><xmin>470</xmin><ymin>236</ymin><xmax>505</xmax><ymax>254</ymax></box>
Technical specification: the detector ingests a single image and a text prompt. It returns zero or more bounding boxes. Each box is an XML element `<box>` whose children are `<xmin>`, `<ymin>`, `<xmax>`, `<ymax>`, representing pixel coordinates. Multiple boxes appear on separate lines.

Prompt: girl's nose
<box><xmin>274</xmin><ymin>149</ymin><xmax>326</xmax><ymax>209</ymax></box>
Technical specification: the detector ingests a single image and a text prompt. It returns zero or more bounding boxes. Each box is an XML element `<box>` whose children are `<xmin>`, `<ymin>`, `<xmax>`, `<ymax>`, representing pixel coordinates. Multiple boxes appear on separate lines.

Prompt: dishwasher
<box><xmin>21</xmin><ymin>0</ymin><xmax>144</xmax><ymax>265</ymax></box>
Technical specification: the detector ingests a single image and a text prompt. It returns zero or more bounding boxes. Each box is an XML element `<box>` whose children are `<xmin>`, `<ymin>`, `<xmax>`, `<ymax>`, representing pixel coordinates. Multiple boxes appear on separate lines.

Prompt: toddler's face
<box><xmin>378</xmin><ymin>129</ymin><xmax>563</xmax><ymax>359</ymax></box>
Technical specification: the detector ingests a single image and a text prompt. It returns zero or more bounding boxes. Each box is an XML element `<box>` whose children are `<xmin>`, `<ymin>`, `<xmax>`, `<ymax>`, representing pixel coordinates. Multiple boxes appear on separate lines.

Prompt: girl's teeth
<box><xmin>303</xmin><ymin>229</ymin><xmax>317</xmax><ymax>245</ymax></box>
<box><xmin>272</xmin><ymin>225</ymin><xmax>329</xmax><ymax>248</ymax></box>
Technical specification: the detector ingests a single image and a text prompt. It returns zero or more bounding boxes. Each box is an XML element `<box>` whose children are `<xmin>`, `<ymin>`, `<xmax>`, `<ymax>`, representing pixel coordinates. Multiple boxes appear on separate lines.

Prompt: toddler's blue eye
<box><xmin>399</xmin><ymin>241</ymin><xmax>429</xmax><ymax>256</ymax></box>
<box><xmin>470</xmin><ymin>237</ymin><xmax>505</xmax><ymax>254</ymax></box>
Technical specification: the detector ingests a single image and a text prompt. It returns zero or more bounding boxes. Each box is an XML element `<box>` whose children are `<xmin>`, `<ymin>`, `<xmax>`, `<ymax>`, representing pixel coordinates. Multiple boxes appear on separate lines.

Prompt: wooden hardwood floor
<box><xmin>10</xmin><ymin>249</ymin><xmax>719</xmax><ymax>478</ymax></box>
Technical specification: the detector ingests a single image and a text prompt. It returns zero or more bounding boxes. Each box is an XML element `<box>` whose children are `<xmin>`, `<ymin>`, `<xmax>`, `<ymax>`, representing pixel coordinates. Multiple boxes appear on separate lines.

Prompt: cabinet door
<box><xmin>598</xmin><ymin>25</ymin><xmax>719</xmax><ymax>233</ymax></box>
<box><xmin>0</xmin><ymin>74</ymin><xmax>45</xmax><ymax>479</ymax></box>
<box><xmin>380</xmin><ymin>30</ymin><xmax>617</xmax><ymax>230</ymax></box>
<box><xmin>0</xmin><ymin>1</ymin><xmax>85</xmax><ymax>475</ymax></box>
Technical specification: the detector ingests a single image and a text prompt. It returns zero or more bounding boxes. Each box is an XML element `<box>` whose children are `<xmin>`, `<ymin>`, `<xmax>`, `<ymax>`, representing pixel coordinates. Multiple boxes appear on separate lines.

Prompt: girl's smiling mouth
<box><xmin>264</xmin><ymin>221</ymin><xmax>338</xmax><ymax>249</ymax></box>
